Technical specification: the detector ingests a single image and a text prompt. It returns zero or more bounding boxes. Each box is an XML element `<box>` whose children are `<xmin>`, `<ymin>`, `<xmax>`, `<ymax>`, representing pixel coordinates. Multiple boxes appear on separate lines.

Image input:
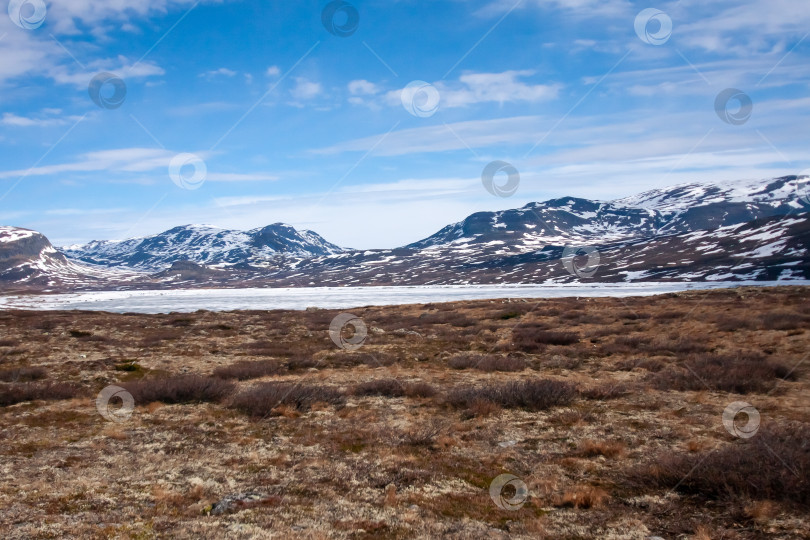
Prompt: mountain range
<box><xmin>1</xmin><ymin>175</ymin><xmax>808</xmax><ymax>292</ymax></box>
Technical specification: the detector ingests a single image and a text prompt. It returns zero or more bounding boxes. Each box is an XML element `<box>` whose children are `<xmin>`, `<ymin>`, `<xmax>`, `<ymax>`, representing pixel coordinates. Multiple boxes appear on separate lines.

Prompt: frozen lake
<box><xmin>0</xmin><ymin>281</ymin><xmax>805</xmax><ymax>313</ymax></box>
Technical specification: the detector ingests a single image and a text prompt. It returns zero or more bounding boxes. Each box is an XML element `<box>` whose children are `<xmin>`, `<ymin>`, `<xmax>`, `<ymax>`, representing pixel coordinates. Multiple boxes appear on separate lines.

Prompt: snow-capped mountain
<box><xmin>408</xmin><ymin>176</ymin><xmax>808</xmax><ymax>253</ymax></box>
<box><xmin>1</xmin><ymin>175</ymin><xmax>808</xmax><ymax>292</ymax></box>
<box><xmin>61</xmin><ymin>223</ymin><xmax>344</xmax><ymax>271</ymax></box>
<box><xmin>0</xmin><ymin>226</ymin><xmax>140</xmax><ymax>290</ymax></box>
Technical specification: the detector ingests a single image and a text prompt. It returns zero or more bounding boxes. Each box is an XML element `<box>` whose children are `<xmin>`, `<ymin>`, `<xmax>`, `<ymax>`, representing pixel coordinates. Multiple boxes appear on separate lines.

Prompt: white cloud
<box><xmin>199</xmin><ymin>68</ymin><xmax>237</xmax><ymax>79</ymax></box>
<box><xmin>45</xmin><ymin>0</ymin><xmax>227</xmax><ymax>35</ymax></box>
<box><xmin>0</xmin><ymin>147</ymin><xmax>277</xmax><ymax>183</ymax></box>
<box><xmin>383</xmin><ymin>70</ymin><xmax>560</xmax><ymax>109</ymax></box>
<box><xmin>478</xmin><ymin>0</ymin><xmax>631</xmax><ymax>18</ymax></box>
<box><xmin>266</xmin><ymin>66</ymin><xmax>281</xmax><ymax>77</ymax></box>
<box><xmin>206</xmin><ymin>172</ymin><xmax>279</xmax><ymax>182</ymax></box>
<box><xmin>314</xmin><ymin>115</ymin><xmax>545</xmax><ymax>156</ymax></box>
<box><xmin>1</xmin><ymin>111</ymin><xmax>83</xmax><ymax>127</ymax></box>
<box><xmin>290</xmin><ymin>78</ymin><xmax>322</xmax><ymax>101</ymax></box>
<box><xmin>674</xmin><ymin>0</ymin><xmax>810</xmax><ymax>55</ymax></box>
<box><xmin>348</xmin><ymin>79</ymin><xmax>380</xmax><ymax>96</ymax></box>
<box><xmin>45</xmin><ymin>56</ymin><xmax>165</xmax><ymax>88</ymax></box>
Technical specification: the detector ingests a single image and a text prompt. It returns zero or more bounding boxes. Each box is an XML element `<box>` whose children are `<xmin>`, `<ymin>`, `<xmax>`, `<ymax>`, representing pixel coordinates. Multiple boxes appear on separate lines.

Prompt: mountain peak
<box><xmin>60</xmin><ymin>223</ymin><xmax>344</xmax><ymax>271</ymax></box>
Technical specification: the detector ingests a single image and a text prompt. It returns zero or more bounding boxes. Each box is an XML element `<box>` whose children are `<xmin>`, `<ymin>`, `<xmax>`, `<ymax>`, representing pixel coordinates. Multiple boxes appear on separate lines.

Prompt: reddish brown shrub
<box><xmin>352</xmin><ymin>379</ymin><xmax>406</xmax><ymax>397</ymax></box>
<box><xmin>580</xmin><ymin>383</ymin><xmax>630</xmax><ymax>400</ymax></box>
<box><xmin>576</xmin><ymin>439</ymin><xmax>626</xmax><ymax>458</ymax></box>
<box><xmin>627</xmin><ymin>424</ymin><xmax>810</xmax><ymax>505</ymax></box>
<box><xmin>0</xmin><ymin>382</ymin><xmax>83</xmax><ymax>407</ymax></box>
<box><xmin>512</xmin><ymin>325</ymin><xmax>579</xmax><ymax>352</ymax></box>
<box><xmin>642</xmin><ymin>338</ymin><xmax>710</xmax><ymax>355</ymax></box>
<box><xmin>351</xmin><ymin>379</ymin><xmax>438</xmax><ymax>398</ymax></box>
<box><xmin>122</xmin><ymin>375</ymin><xmax>234</xmax><ymax>404</ymax></box>
<box><xmin>448</xmin><ymin>354</ymin><xmax>526</xmax><ymax>372</ymax></box>
<box><xmin>0</xmin><ymin>366</ymin><xmax>47</xmax><ymax>382</ymax></box>
<box><xmin>404</xmin><ymin>382</ymin><xmax>438</xmax><ymax>398</ymax></box>
<box><xmin>615</xmin><ymin>358</ymin><xmax>665</xmax><ymax>372</ymax></box>
<box><xmin>230</xmin><ymin>382</ymin><xmax>344</xmax><ymax>416</ymax></box>
<box><xmin>447</xmin><ymin>379</ymin><xmax>576</xmax><ymax>411</ymax></box>
<box><xmin>212</xmin><ymin>360</ymin><xmax>283</xmax><ymax>380</ymax></box>
<box><xmin>760</xmin><ymin>311</ymin><xmax>807</xmax><ymax>331</ymax></box>
<box><xmin>650</xmin><ymin>353</ymin><xmax>795</xmax><ymax>393</ymax></box>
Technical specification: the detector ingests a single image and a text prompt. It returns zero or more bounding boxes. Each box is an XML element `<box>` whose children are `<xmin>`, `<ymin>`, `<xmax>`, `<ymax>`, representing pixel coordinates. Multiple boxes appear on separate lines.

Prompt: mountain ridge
<box><xmin>1</xmin><ymin>175</ymin><xmax>808</xmax><ymax>292</ymax></box>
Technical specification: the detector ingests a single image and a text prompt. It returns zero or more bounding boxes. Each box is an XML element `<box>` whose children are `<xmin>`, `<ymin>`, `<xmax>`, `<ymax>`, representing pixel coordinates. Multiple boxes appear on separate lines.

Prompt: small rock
<box><xmin>209</xmin><ymin>492</ymin><xmax>278</xmax><ymax>515</ymax></box>
<box><xmin>393</xmin><ymin>328</ymin><xmax>421</xmax><ymax>337</ymax></box>
<box><xmin>370</xmin><ymin>326</ymin><xmax>385</xmax><ymax>335</ymax></box>
<box><xmin>498</xmin><ymin>440</ymin><xmax>517</xmax><ymax>448</ymax></box>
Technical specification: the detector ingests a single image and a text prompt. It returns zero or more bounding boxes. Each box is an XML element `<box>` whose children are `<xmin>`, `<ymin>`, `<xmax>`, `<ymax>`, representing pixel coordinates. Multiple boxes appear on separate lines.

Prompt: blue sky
<box><xmin>0</xmin><ymin>0</ymin><xmax>808</xmax><ymax>248</ymax></box>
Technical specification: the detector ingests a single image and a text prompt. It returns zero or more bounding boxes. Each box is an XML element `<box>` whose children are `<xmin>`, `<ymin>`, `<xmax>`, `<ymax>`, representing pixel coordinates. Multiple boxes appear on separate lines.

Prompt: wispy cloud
<box><xmin>1</xmin><ymin>110</ymin><xmax>84</xmax><ymax>127</ymax></box>
<box><xmin>199</xmin><ymin>67</ymin><xmax>237</xmax><ymax>79</ymax></box>
<box><xmin>0</xmin><ymin>148</ymin><xmax>278</xmax><ymax>183</ymax></box>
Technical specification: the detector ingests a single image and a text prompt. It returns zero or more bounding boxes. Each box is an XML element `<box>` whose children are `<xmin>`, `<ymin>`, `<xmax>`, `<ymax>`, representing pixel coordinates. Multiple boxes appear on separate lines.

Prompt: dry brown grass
<box><xmin>0</xmin><ymin>286</ymin><xmax>807</xmax><ymax>538</ymax></box>
<box><xmin>555</xmin><ymin>485</ymin><xmax>609</xmax><ymax>509</ymax></box>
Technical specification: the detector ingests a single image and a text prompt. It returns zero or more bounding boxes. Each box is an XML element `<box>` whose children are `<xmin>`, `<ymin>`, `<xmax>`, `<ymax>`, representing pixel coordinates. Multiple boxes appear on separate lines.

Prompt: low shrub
<box><xmin>626</xmin><ymin>424</ymin><xmax>810</xmax><ymax>505</ymax></box>
<box><xmin>448</xmin><ymin>354</ymin><xmax>526</xmax><ymax>372</ymax></box>
<box><xmin>575</xmin><ymin>439</ymin><xmax>626</xmax><ymax>459</ymax></box>
<box><xmin>642</xmin><ymin>338</ymin><xmax>710</xmax><ymax>355</ymax></box>
<box><xmin>0</xmin><ymin>382</ymin><xmax>83</xmax><ymax>407</ymax></box>
<box><xmin>616</xmin><ymin>311</ymin><xmax>651</xmax><ymax>321</ymax></box>
<box><xmin>653</xmin><ymin>311</ymin><xmax>686</xmax><ymax>321</ymax></box>
<box><xmin>352</xmin><ymin>379</ymin><xmax>405</xmax><ymax>397</ymax></box>
<box><xmin>580</xmin><ymin>383</ymin><xmax>630</xmax><ymax>400</ymax></box>
<box><xmin>512</xmin><ymin>326</ymin><xmax>579</xmax><ymax>352</ymax></box>
<box><xmin>230</xmin><ymin>382</ymin><xmax>345</xmax><ymax>416</ymax></box>
<box><xmin>351</xmin><ymin>379</ymin><xmax>438</xmax><ymax>398</ymax></box>
<box><xmin>0</xmin><ymin>366</ymin><xmax>47</xmax><ymax>382</ymax></box>
<box><xmin>714</xmin><ymin>316</ymin><xmax>754</xmax><ymax>332</ymax></box>
<box><xmin>447</xmin><ymin>379</ymin><xmax>577</xmax><ymax>411</ymax></box>
<box><xmin>554</xmin><ymin>486</ymin><xmax>609</xmax><ymax>509</ymax></box>
<box><xmin>404</xmin><ymin>381</ymin><xmax>438</xmax><ymax>398</ymax></box>
<box><xmin>650</xmin><ymin>353</ymin><xmax>795</xmax><ymax>393</ymax></box>
<box><xmin>760</xmin><ymin>311</ymin><xmax>806</xmax><ymax>331</ymax></box>
<box><xmin>286</xmin><ymin>355</ymin><xmax>320</xmax><ymax>370</ymax></box>
<box><xmin>122</xmin><ymin>375</ymin><xmax>234</xmax><ymax>404</ymax></box>
<box><xmin>615</xmin><ymin>358</ymin><xmax>665</xmax><ymax>372</ymax></box>
<box><xmin>212</xmin><ymin>360</ymin><xmax>283</xmax><ymax>380</ymax></box>
<box><xmin>418</xmin><ymin>312</ymin><xmax>476</xmax><ymax>327</ymax></box>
